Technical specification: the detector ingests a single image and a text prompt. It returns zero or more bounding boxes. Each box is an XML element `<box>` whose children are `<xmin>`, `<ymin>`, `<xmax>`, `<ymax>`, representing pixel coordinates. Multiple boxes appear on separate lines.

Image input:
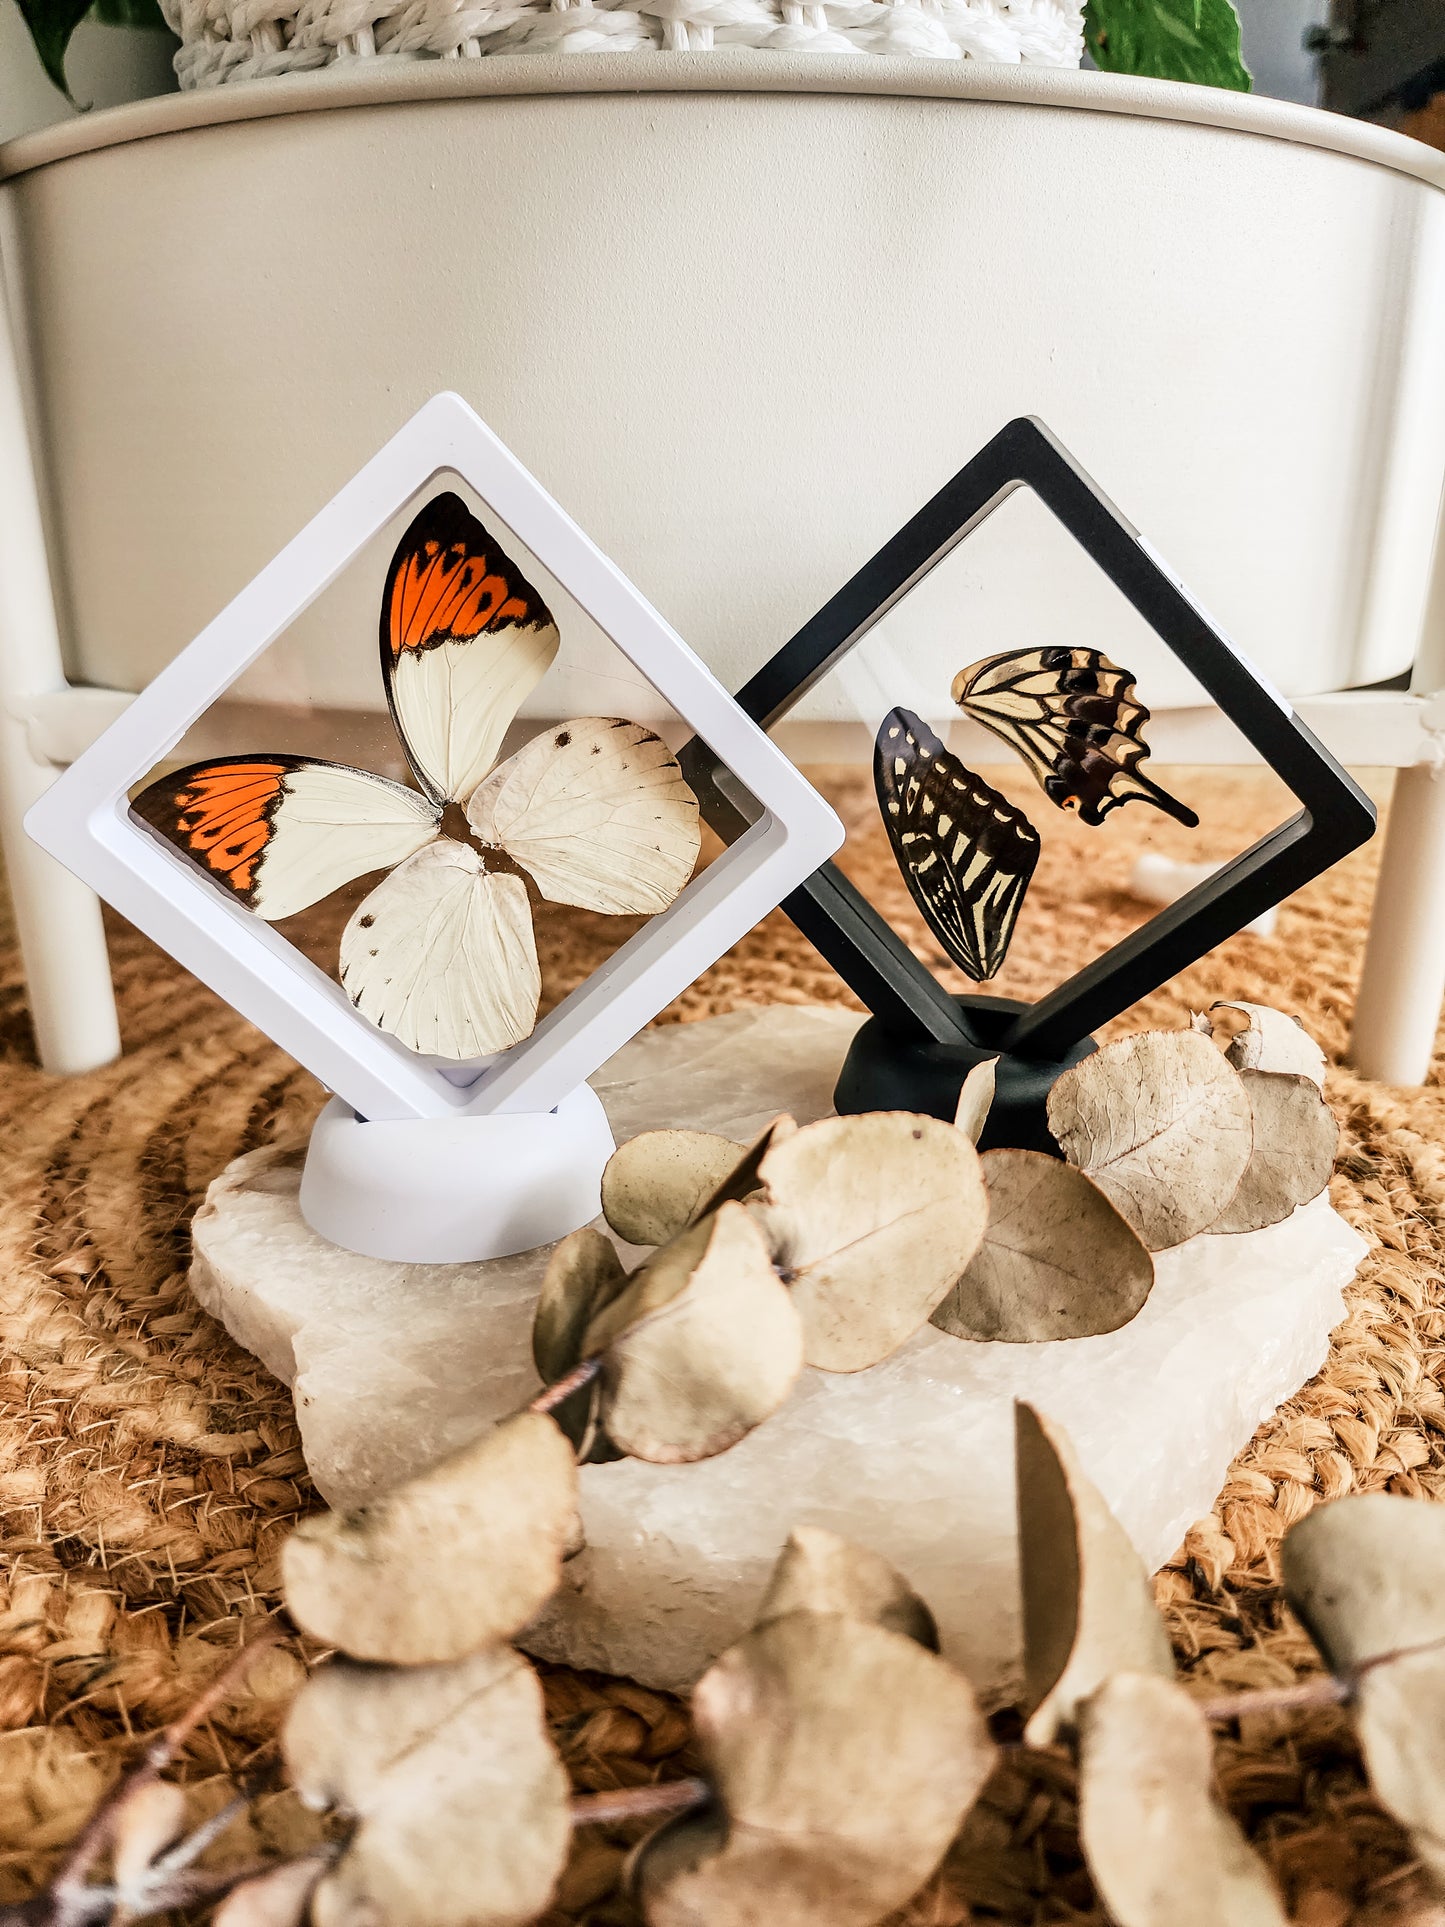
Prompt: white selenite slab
<box><xmin>190</xmin><ymin>1006</ymin><xmax>1367</xmax><ymax>1705</ymax></box>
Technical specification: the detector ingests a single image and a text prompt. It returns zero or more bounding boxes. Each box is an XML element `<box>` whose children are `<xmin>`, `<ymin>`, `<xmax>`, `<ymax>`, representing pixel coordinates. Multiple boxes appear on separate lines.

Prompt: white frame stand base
<box><xmin>297</xmin><ymin>1086</ymin><xmax>616</xmax><ymax>1263</ymax></box>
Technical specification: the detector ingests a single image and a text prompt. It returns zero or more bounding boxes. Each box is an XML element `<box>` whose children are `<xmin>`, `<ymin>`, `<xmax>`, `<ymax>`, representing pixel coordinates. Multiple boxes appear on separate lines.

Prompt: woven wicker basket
<box><xmin>159</xmin><ymin>0</ymin><xmax>1081</xmax><ymax>87</ymax></box>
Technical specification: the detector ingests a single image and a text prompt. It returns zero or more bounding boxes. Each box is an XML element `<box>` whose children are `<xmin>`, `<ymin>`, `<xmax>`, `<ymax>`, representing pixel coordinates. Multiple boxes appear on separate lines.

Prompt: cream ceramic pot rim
<box><xmin>3</xmin><ymin>51</ymin><xmax>1444</xmax><ymax>191</ymax></box>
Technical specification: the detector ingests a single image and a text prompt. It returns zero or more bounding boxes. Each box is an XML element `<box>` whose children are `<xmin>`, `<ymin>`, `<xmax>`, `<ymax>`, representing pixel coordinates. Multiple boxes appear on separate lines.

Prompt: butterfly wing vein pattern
<box><xmin>340</xmin><ymin>842</ymin><xmax>542</xmax><ymax>1061</ymax></box>
<box><xmin>952</xmin><ymin>647</ymin><xmax>1198</xmax><ymax>828</ymax></box>
<box><xmin>875</xmin><ymin>708</ymin><xmax>1040</xmax><ymax>984</ymax></box>
<box><xmin>468</xmin><ymin>718</ymin><xmax>700</xmax><ymax>916</ymax></box>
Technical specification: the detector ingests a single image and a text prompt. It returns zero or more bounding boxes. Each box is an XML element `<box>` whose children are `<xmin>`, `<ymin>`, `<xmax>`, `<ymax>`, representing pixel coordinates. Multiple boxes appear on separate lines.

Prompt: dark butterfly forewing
<box><xmin>874</xmin><ymin>708</ymin><xmax>1040</xmax><ymax>983</ymax></box>
<box><xmin>951</xmin><ymin>647</ymin><xmax>1198</xmax><ymax>828</ymax></box>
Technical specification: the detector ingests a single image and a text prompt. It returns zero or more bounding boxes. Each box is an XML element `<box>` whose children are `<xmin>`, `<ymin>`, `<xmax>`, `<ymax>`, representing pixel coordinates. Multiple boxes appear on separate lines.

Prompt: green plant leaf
<box><xmin>16</xmin><ymin>0</ymin><xmax>96</xmax><ymax>96</ymax></box>
<box><xmin>15</xmin><ymin>0</ymin><xmax>170</xmax><ymax>104</ymax></box>
<box><xmin>90</xmin><ymin>0</ymin><xmax>171</xmax><ymax>30</ymax></box>
<box><xmin>1084</xmin><ymin>0</ymin><xmax>1251</xmax><ymax>91</ymax></box>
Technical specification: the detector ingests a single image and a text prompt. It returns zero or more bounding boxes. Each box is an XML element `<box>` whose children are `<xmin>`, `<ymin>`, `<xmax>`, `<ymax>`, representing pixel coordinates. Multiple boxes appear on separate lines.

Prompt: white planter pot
<box><xmin>1</xmin><ymin>56</ymin><xmax>1442</xmax><ymax>720</ymax></box>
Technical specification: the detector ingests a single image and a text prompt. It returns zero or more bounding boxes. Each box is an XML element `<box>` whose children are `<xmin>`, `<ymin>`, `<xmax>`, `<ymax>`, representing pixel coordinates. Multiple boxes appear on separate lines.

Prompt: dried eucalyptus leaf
<box><xmin>932</xmin><ymin>1151</ymin><xmax>1153</xmax><ymax>1342</ymax></box>
<box><xmin>584</xmin><ymin>1202</ymin><xmax>804</xmax><ymax>1463</ymax></box>
<box><xmin>212</xmin><ymin>1854</ymin><xmax>330</xmax><ymax>1927</ymax></box>
<box><xmin>1046</xmin><ymin>1030</ymin><xmax>1254</xmax><ymax>1250</ymax></box>
<box><xmin>285</xmin><ymin>1647</ymin><xmax>569</xmax><ymax>1927</ymax></box>
<box><xmin>1079</xmin><ymin>1671</ymin><xmax>1289</xmax><ymax>1926</ymax></box>
<box><xmin>533</xmin><ymin>1227</ymin><xmax>629</xmax><ymax>1384</ymax></box>
<box><xmin>1207</xmin><ymin>1071</ymin><xmax>1337</xmax><ymax>1235</ymax></box>
<box><xmin>1016</xmin><ymin>1401</ymin><xmax>1173</xmax><ymax>1746</ymax></box>
<box><xmin>282</xmin><ymin>1411</ymin><xmax>578</xmax><ymax>1664</ymax></box>
<box><xmin>110</xmin><ymin>1780</ymin><xmax>188</xmax><ymax>1890</ymax></box>
<box><xmin>749</xmin><ymin>1113</ymin><xmax>989</xmax><ymax>1372</ymax></box>
<box><xmin>1284</xmin><ymin>1494</ymin><xmax>1445</xmax><ymax>1882</ymax></box>
<box><xmin>600</xmin><ymin>1131</ymin><xmax>747</xmax><ymax>1247</ymax></box>
<box><xmin>631</xmin><ymin>1610</ymin><xmax>995</xmax><ymax>1927</ymax></box>
<box><xmin>754</xmin><ymin>1525</ymin><xmax>938</xmax><ymax>1651</ymax></box>
<box><xmin>953</xmin><ymin>1059</ymin><xmax>997</xmax><ymax>1145</ymax></box>
<box><xmin>1213</xmin><ymin>1000</ymin><xmax>1327</xmax><ymax>1088</ymax></box>
<box><xmin>695</xmin><ymin>1114</ymin><xmax>798</xmax><ymax>1216</ymax></box>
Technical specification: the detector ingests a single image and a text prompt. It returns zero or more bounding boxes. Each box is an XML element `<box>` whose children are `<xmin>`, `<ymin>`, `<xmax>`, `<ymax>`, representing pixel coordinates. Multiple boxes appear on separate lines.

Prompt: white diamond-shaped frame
<box><xmin>26</xmin><ymin>392</ymin><xmax>844</xmax><ymax>1123</ymax></box>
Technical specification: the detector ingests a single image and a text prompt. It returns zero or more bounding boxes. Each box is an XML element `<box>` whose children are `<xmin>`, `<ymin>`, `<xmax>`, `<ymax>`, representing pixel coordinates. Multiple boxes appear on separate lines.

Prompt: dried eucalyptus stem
<box><xmin>1194</xmin><ymin>1677</ymin><xmax>1351</xmax><ymax>1724</ymax></box>
<box><xmin>2</xmin><ymin>1625</ymin><xmax>332</xmax><ymax>1927</ymax></box>
<box><xmin>529</xmin><ymin>1355</ymin><xmax>600</xmax><ymax>1415</ymax></box>
<box><xmin>570</xmin><ymin>1778</ymin><xmax>711</xmax><ymax>1827</ymax></box>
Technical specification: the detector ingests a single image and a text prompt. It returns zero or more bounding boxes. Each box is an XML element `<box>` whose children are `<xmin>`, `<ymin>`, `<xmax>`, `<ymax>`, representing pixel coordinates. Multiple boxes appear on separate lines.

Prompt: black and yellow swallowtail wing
<box><xmin>951</xmin><ymin>646</ymin><xmax>1198</xmax><ymax>828</ymax></box>
<box><xmin>874</xmin><ymin>707</ymin><xmax>1040</xmax><ymax>984</ymax></box>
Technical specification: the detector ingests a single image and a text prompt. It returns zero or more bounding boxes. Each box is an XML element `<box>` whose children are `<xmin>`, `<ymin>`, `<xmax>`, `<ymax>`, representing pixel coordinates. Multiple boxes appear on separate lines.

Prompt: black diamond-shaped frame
<box><xmin>682</xmin><ymin>417</ymin><xmax>1376</xmax><ymax>1062</ymax></box>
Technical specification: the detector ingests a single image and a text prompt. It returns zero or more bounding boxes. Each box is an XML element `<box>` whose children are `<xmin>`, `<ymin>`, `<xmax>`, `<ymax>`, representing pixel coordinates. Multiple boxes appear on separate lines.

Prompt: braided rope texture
<box><xmin>156</xmin><ymin>0</ymin><xmax>1081</xmax><ymax>89</ymax></box>
<box><xmin>3</xmin><ymin>766</ymin><xmax>1444</xmax><ymax>1920</ymax></box>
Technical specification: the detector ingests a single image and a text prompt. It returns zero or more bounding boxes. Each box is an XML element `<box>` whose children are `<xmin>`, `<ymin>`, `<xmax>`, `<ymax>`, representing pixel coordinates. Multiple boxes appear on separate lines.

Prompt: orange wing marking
<box><xmin>135</xmin><ymin>760</ymin><xmax>290</xmax><ymax>903</ymax></box>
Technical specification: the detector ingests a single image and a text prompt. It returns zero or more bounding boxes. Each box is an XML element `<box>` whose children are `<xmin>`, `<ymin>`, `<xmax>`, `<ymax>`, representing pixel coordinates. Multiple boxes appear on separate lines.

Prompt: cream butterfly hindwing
<box><xmin>951</xmin><ymin>647</ymin><xmax>1198</xmax><ymax>828</ymax></box>
<box><xmin>875</xmin><ymin>707</ymin><xmax>1040</xmax><ymax>984</ymax></box>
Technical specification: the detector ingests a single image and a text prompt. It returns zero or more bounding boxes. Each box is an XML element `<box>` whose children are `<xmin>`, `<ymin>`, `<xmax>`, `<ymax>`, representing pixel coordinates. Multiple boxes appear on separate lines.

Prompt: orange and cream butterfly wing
<box><xmin>466</xmin><ymin>717</ymin><xmax>701</xmax><ymax>915</ymax></box>
<box><xmin>381</xmin><ymin>492</ymin><xmax>561</xmax><ymax>807</ymax></box>
<box><xmin>132</xmin><ymin>756</ymin><xmax>440</xmax><ymax>922</ymax></box>
<box><xmin>339</xmin><ymin>841</ymin><xmax>541</xmax><ymax>1060</ymax></box>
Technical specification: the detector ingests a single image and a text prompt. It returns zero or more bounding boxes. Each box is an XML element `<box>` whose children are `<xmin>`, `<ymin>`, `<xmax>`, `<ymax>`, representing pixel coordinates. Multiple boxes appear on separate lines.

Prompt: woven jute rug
<box><xmin>4</xmin><ymin>765</ymin><xmax>1445</xmax><ymax>1924</ymax></box>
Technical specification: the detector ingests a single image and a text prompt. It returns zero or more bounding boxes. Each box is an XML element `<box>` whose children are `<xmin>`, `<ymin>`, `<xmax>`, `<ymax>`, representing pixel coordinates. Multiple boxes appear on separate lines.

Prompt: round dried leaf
<box><xmin>110</xmin><ymin>1781</ymin><xmax>188</xmax><ymax>1891</ymax></box>
<box><xmin>282</xmin><ymin>1411</ymin><xmax>578</xmax><ymax>1664</ymax></box>
<box><xmin>695</xmin><ymin>1114</ymin><xmax>798</xmax><ymax>1216</ymax></box>
<box><xmin>932</xmin><ymin>1151</ymin><xmax>1153</xmax><ymax>1342</ymax></box>
<box><xmin>600</xmin><ymin>1131</ymin><xmax>747</xmax><ymax>1247</ymax></box>
<box><xmin>953</xmin><ymin>1058</ymin><xmax>997</xmax><ymax>1145</ymax></box>
<box><xmin>1207</xmin><ymin>1071</ymin><xmax>1337</xmax><ymax>1235</ymax></box>
<box><xmin>1283</xmin><ymin>1491</ymin><xmax>1445</xmax><ymax>1668</ymax></box>
<box><xmin>1016</xmin><ymin>1401</ymin><xmax>1172</xmax><ymax>1746</ymax></box>
<box><xmin>1213</xmin><ymin>1000</ymin><xmax>1327</xmax><ymax>1087</ymax></box>
<box><xmin>754</xmin><ymin>1526</ymin><xmax>938</xmax><ymax>1650</ymax></box>
<box><xmin>1046</xmin><ymin>1030</ymin><xmax>1253</xmax><ymax>1250</ymax></box>
<box><xmin>750</xmin><ymin>1113</ymin><xmax>989</xmax><ymax>1372</ymax></box>
<box><xmin>632</xmin><ymin>1611</ymin><xmax>994</xmax><ymax>1927</ymax></box>
<box><xmin>1079</xmin><ymin>1671</ymin><xmax>1289</xmax><ymax>1927</ymax></box>
<box><xmin>1285</xmin><ymin>1496</ymin><xmax>1445</xmax><ymax>1880</ymax></box>
<box><xmin>585</xmin><ymin>1203</ymin><xmax>804</xmax><ymax>1463</ymax></box>
<box><xmin>285</xmin><ymin>1647</ymin><xmax>569</xmax><ymax>1927</ymax></box>
<box><xmin>212</xmin><ymin>1854</ymin><xmax>330</xmax><ymax>1927</ymax></box>
<box><xmin>533</xmin><ymin>1227</ymin><xmax>629</xmax><ymax>1383</ymax></box>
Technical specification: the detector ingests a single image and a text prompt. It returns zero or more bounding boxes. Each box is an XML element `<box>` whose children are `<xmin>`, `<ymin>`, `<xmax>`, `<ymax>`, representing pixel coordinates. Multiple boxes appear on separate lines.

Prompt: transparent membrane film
<box><xmin>767</xmin><ymin>486</ymin><xmax>1297</xmax><ymax>1007</ymax></box>
<box><xmin>128</xmin><ymin>471</ymin><xmax>750</xmax><ymax>1076</ymax></box>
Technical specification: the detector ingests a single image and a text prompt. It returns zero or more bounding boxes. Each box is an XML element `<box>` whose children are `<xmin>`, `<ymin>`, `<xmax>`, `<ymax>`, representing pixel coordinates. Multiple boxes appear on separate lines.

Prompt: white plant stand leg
<box><xmin>1351</xmin><ymin>759</ymin><xmax>1445</xmax><ymax>1086</ymax></box>
<box><xmin>0</xmin><ymin>271</ymin><xmax>120</xmax><ymax>1074</ymax></box>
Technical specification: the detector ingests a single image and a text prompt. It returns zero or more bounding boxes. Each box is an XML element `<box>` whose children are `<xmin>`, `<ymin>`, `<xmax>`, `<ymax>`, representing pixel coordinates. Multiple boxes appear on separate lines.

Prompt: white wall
<box><xmin>1234</xmin><ymin>0</ymin><xmax>1326</xmax><ymax>105</ymax></box>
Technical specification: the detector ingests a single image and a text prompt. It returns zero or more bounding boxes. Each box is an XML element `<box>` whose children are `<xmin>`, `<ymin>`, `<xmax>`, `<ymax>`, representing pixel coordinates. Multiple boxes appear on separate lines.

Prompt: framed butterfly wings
<box><xmin>689</xmin><ymin>414</ymin><xmax>1373</xmax><ymax>1066</ymax></box>
<box><xmin>873</xmin><ymin>647</ymin><xmax>1193</xmax><ymax>983</ymax></box>
<box><xmin>28</xmin><ymin>392</ymin><xmax>843</xmax><ymax>1126</ymax></box>
<box><xmin>132</xmin><ymin>491</ymin><xmax>701</xmax><ymax>1062</ymax></box>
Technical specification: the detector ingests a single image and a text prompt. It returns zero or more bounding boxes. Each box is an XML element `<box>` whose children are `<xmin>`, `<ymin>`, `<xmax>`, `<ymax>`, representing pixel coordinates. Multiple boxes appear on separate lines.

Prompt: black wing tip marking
<box><xmin>395</xmin><ymin>489</ymin><xmax>481</xmax><ymax>552</ymax></box>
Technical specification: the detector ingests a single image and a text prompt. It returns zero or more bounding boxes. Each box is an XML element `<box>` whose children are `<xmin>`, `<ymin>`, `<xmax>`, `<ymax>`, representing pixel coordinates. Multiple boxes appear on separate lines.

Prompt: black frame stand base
<box><xmin>833</xmin><ymin>996</ymin><xmax>1097</xmax><ymax>1156</ymax></box>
